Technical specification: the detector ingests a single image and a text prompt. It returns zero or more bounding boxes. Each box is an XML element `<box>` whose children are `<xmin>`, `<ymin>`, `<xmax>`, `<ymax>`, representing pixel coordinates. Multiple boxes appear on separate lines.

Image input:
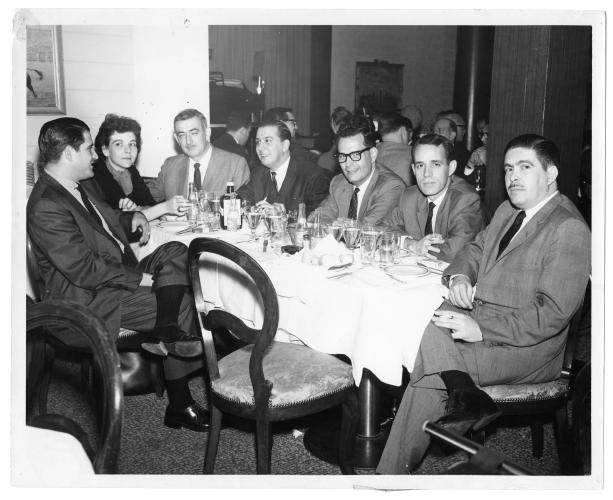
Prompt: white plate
<box><xmin>158</xmin><ymin>220</ymin><xmax>190</xmax><ymax>227</ymax></box>
<box><xmin>384</xmin><ymin>264</ymin><xmax>429</xmax><ymax>280</ymax></box>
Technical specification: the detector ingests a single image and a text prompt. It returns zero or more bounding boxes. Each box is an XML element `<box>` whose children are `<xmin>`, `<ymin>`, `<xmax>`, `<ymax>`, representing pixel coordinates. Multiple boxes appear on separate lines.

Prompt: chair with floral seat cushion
<box><xmin>188</xmin><ymin>237</ymin><xmax>358</xmax><ymax>474</ymax></box>
<box><xmin>474</xmin><ymin>282</ymin><xmax>589</xmax><ymax>474</ymax></box>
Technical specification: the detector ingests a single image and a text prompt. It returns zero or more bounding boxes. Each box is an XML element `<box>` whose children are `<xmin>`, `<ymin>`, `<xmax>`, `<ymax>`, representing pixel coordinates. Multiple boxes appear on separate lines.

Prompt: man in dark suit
<box><xmin>385</xmin><ymin>134</ymin><xmax>485</xmax><ymax>263</ymax></box>
<box><xmin>27</xmin><ymin>117</ymin><xmax>210</xmax><ymax>432</ymax></box>
<box><xmin>212</xmin><ymin>111</ymin><xmax>251</xmax><ymax>163</ymax></box>
<box><xmin>377</xmin><ymin>134</ymin><xmax>591</xmax><ymax>474</ymax></box>
<box><xmin>149</xmin><ymin>108</ymin><xmax>250</xmax><ymax>201</ymax></box>
<box><xmin>315</xmin><ymin>115</ymin><xmax>405</xmax><ymax>226</ymax></box>
<box><xmin>237</xmin><ymin>120</ymin><xmax>331</xmax><ymax>215</ymax></box>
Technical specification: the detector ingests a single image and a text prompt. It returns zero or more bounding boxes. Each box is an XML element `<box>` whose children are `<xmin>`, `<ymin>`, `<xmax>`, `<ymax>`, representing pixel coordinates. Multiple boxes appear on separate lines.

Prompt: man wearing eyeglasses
<box><xmin>314</xmin><ymin>116</ymin><xmax>405</xmax><ymax>226</ymax></box>
<box><xmin>384</xmin><ymin>134</ymin><xmax>485</xmax><ymax>263</ymax></box>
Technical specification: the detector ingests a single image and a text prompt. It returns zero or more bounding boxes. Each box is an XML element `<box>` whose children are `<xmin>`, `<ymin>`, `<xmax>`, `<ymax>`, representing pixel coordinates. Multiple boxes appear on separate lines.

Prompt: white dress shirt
<box><xmin>354</xmin><ymin>167</ymin><xmax>375</xmax><ymax>216</ymax></box>
<box><xmin>187</xmin><ymin>146</ymin><xmax>213</xmax><ymax>193</ymax></box>
<box><xmin>270</xmin><ymin>156</ymin><xmax>291</xmax><ymax>190</ymax></box>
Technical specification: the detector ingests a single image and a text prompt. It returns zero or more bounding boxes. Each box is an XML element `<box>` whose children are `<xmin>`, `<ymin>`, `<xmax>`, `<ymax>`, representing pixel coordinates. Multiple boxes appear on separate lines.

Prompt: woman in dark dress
<box><xmin>93</xmin><ymin>114</ymin><xmax>186</xmax><ymax>220</ymax></box>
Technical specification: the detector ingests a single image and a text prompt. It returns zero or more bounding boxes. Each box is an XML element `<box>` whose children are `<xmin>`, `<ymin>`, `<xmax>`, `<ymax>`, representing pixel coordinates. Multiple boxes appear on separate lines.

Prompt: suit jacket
<box><xmin>237</xmin><ymin>156</ymin><xmax>331</xmax><ymax>215</ymax></box>
<box><xmin>443</xmin><ymin>193</ymin><xmax>591</xmax><ymax>384</ymax></box>
<box><xmin>88</xmin><ymin>157</ymin><xmax>156</xmax><ymax>209</ymax></box>
<box><xmin>213</xmin><ymin>132</ymin><xmax>249</xmax><ymax>161</ymax></box>
<box><xmin>315</xmin><ymin>165</ymin><xmax>405</xmax><ymax>226</ymax></box>
<box><xmin>375</xmin><ymin>141</ymin><xmax>414</xmax><ymax>186</ymax></box>
<box><xmin>149</xmin><ymin>146</ymin><xmax>250</xmax><ymax>202</ymax></box>
<box><xmin>27</xmin><ymin>171</ymin><xmax>142</xmax><ymax>336</ymax></box>
<box><xmin>385</xmin><ymin>175</ymin><xmax>485</xmax><ymax>262</ymax></box>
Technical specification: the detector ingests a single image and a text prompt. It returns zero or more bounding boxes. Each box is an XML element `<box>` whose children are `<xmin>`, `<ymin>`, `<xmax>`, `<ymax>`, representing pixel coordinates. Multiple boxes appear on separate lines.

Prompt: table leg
<box><xmin>303</xmin><ymin>368</ymin><xmax>393</xmax><ymax>470</ymax></box>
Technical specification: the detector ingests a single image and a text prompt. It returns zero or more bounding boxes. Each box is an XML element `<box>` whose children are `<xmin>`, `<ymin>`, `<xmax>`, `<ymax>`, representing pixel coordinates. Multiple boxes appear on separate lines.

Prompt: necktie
<box><xmin>76</xmin><ymin>184</ymin><xmax>103</xmax><ymax>227</ymax></box>
<box><xmin>347</xmin><ymin>187</ymin><xmax>360</xmax><ymax>220</ymax></box>
<box><xmin>269</xmin><ymin>171</ymin><xmax>279</xmax><ymax>201</ymax></box>
<box><xmin>193</xmin><ymin>162</ymin><xmax>202</xmax><ymax>191</ymax></box>
<box><xmin>497</xmin><ymin>210</ymin><xmax>526</xmax><ymax>258</ymax></box>
<box><xmin>424</xmin><ymin>201</ymin><xmax>436</xmax><ymax>235</ymax></box>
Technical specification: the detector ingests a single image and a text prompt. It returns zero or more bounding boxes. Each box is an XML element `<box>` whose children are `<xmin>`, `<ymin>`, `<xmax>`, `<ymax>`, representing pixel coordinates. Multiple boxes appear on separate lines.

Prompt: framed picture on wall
<box><xmin>355</xmin><ymin>60</ymin><xmax>404</xmax><ymax>115</ymax></box>
<box><xmin>26</xmin><ymin>26</ymin><xmax>66</xmax><ymax>115</ymax></box>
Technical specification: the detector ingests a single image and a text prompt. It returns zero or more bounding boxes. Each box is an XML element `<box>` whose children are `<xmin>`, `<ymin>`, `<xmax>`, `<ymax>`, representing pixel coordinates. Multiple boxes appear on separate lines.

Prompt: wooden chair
<box><xmin>27</xmin><ymin>300</ymin><xmax>123</xmax><ymax>474</ymax></box>
<box><xmin>26</xmin><ymin>235</ymin><xmax>165</xmax><ymax>410</ymax></box>
<box><xmin>188</xmin><ymin>237</ymin><xmax>358</xmax><ymax>474</ymax></box>
<box><xmin>475</xmin><ymin>283</ymin><xmax>590</xmax><ymax>474</ymax></box>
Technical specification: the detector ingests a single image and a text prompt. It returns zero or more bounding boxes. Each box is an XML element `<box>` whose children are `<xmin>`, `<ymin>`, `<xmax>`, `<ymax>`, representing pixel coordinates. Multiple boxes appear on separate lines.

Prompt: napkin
<box><xmin>303</xmin><ymin>234</ymin><xmax>354</xmax><ymax>266</ymax></box>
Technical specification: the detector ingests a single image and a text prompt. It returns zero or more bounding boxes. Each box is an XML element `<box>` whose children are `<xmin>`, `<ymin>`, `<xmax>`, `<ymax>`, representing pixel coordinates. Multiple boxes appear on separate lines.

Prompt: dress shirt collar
<box><xmin>270</xmin><ymin>155</ymin><xmax>291</xmax><ymax>189</ymax></box>
<box><xmin>354</xmin><ymin>166</ymin><xmax>375</xmax><ymax>214</ymax></box>
<box><xmin>188</xmin><ymin>146</ymin><xmax>213</xmax><ymax>192</ymax></box>
<box><xmin>522</xmin><ymin>190</ymin><xmax>559</xmax><ymax>224</ymax></box>
<box><xmin>45</xmin><ymin>168</ymin><xmax>79</xmax><ymax>192</ymax></box>
<box><xmin>427</xmin><ymin>180</ymin><xmax>450</xmax><ymax>206</ymax></box>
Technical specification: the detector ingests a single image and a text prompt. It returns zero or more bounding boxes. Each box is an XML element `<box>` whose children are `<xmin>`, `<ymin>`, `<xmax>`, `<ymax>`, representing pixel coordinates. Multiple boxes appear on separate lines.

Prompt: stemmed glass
<box><xmin>245</xmin><ymin>208</ymin><xmax>262</xmax><ymax>238</ymax></box>
<box><xmin>326</xmin><ymin>220</ymin><xmax>344</xmax><ymax>242</ymax></box>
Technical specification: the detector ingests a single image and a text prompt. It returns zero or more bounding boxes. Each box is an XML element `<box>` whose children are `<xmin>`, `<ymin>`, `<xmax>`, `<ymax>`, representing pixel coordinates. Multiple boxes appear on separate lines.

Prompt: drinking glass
<box><xmin>342</xmin><ymin>221</ymin><xmax>362</xmax><ymax>251</ymax></box>
<box><xmin>379</xmin><ymin>230</ymin><xmax>399</xmax><ymax>267</ymax></box>
<box><xmin>360</xmin><ymin>227</ymin><xmax>380</xmax><ymax>265</ymax></box>
<box><xmin>246</xmin><ymin>208</ymin><xmax>262</xmax><ymax>237</ymax></box>
<box><xmin>326</xmin><ymin>221</ymin><xmax>344</xmax><ymax>242</ymax></box>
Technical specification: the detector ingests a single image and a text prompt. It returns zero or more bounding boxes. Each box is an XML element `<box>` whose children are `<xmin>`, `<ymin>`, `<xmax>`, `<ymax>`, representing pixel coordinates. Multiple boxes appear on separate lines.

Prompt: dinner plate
<box><xmin>384</xmin><ymin>264</ymin><xmax>429</xmax><ymax>280</ymax></box>
<box><xmin>158</xmin><ymin>220</ymin><xmax>190</xmax><ymax>227</ymax></box>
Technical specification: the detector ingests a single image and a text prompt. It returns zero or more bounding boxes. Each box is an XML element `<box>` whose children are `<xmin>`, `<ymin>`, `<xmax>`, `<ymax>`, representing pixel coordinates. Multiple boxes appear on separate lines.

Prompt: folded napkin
<box><xmin>294</xmin><ymin>234</ymin><xmax>354</xmax><ymax>266</ymax></box>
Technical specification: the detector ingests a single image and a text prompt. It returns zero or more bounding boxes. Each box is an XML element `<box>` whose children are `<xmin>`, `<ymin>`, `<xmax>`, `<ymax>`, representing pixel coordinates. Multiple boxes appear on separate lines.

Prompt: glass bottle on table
<box><xmin>187</xmin><ymin>181</ymin><xmax>199</xmax><ymax>224</ymax></box>
<box><xmin>226</xmin><ymin>193</ymin><xmax>241</xmax><ymax>232</ymax></box>
<box><xmin>221</xmin><ymin>182</ymin><xmax>242</xmax><ymax>230</ymax></box>
<box><xmin>294</xmin><ymin>202</ymin><xmax>307</xmax><ymax>247</ymax></box>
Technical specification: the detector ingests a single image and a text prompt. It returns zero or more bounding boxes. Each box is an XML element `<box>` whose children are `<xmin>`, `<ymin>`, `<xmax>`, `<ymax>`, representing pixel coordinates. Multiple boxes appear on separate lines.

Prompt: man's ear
<box><xmin>173</xmin><ymin>133</ymin><xmax>179</xmax><ymax>144</ymax></box>
<box><xmin>369</xmin><ymin>146</ymin><xmax>378</xmax><ymax>164</ymax></box>
<box><xmin>206</xmin><ymin>127</ymin><xmax>211</xmax><ymax>142</ymax></box>
<box><xmin>63</xmin><ymin>145</ymin><xmax>74</xmax><ymax>162</ymax></box>
<box><xmin>546</xmin><ymin>165</ymin><xmax>559</xmax><ymax>185</ymax></box>
<box><xmin>282</xmin><ymin>139</ymin><xmax>290</xmax><ymax>153</ymax></box>
<box><xmin>448</xmin><ymin>159</ymin><xmax>457</xmax><ymax>177</ymax></box>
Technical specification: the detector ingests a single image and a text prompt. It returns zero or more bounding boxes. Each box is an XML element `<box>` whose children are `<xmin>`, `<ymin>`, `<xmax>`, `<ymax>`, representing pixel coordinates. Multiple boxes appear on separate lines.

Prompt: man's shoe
<box><xmin>141</xmin><ymin>324</ymin><xmax>203</xmax><ymax>358</ymax></box>
<box><xmin>436</xmin><ymin>388</ymin><xmax>501</xmax><ymax>434</ymax></box>
<box><xmin>164</xmin><ymin>403</ymin><xmax>210</xmax><ymax>432</ymax></box>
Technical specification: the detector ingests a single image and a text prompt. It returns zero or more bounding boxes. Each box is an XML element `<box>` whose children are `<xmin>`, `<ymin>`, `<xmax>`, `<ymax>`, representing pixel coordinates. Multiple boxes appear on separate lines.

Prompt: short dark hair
<box><xmin>94</xmin><ymin>113</ymin><xmax>142</xmax><ymax>157</ymax></box>
<box><xmin>225</xmin><ymin>112</ymin><xmax>250</xmax><ymax>132</ymax></box>
<box><xmin>330</xmin><ymin>106</ymin><xmax>352</xmax><ymax>128</ymax></box>
<box><xmin>38</xmin><ymin>117</ymin><xmax>90</xmax><ymax>165</ymax></box>
<box><xmin>174</xmin><ymin>108</ymin><xmax>207</xmax><ymax>128</ymax></box>
<box><xmin>336</xmin><ymin>115</ymin><xmax>378</xmax><ymax>148</ymax></box>
<box><xmin>378</xmin><ymin>112</ymin><xmax>413</xmax><ymax>137</ymax></box>
<box><xmin>504</xmin><ymin>134</ymin><xmax>560</xmax><ymax>170</ymax></box>
<box><xmin>412</xmin><ymin>133</ymin><xmax>456</xmax><ymax>163</ymax></box>
<box><xmin>257</xmin><ymin>119</ymin><xmax>292</xmax><ymax>143</ymax></box>
<box><xmin>435</xmin><ymin>117</ymin><xmax>457</xmax><ymax>134</ymax></box>
<box><xmin>263</xmin><ymin>107</ymin><xmax>294</xmax><ymax>122</ymax></box>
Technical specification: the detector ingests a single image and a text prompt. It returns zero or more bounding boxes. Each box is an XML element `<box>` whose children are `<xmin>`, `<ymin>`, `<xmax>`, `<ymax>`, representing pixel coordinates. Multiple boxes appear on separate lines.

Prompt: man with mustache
<box><xmin>377</xmin><ymin>134</ymin><xmax>591</xmax><ymax>474</ymax></box>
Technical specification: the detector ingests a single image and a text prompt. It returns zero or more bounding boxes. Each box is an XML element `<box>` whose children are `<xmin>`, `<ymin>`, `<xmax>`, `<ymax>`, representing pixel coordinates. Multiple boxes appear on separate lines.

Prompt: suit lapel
<box><xmin>201</xmin><ymin>147</ymin><xmax>218</xmax><ymax>190</ymax></box>
<box><xmin>177</xmin><ymin>155</ymin><xmax>189</xmax><ymax>196</ymax></box>
<box><xmin>487</xmin><ymin>194</ymin><xmax>563</xmax><ymax>272</ymax></box>
<box><xmin>416</xmin><ymin>194</ymin><xmax>429</xmax><ymax>235</ymax></box>
<box><xmin>278</xmin><ymin>157</ymin><xmax>297</xmax><ymax>199</ymax></box>
<box><xmin>358</xmin><ymin>167</ymin><xmax>379</xmax><ymax>219</ymax></box>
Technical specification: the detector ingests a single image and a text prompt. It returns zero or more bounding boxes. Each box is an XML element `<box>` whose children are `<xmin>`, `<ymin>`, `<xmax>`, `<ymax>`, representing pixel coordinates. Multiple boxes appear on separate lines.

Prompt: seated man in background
<box><xmin>315</xmin><ymin>115</ymin><xmax>405</xmax><ymax>226</ymax></box>
<box><xmin>385</xmin><ymin>134</ymin><xmax>484</xmax><ymax>263</ymax></box>
<box><xmin>28</xmin><ymin>117</ymin><xmax>209</xmax><ymax>432</ymax></box>
<box><xmin>149</xmin><ymin>108</ymin><xmax>250</xmax><ymax>202</ymax></box>
<box><xmin>377</xmin><ymin>134</ymin><xmax>591</xmax><ymax>474</ymax></box>
<box><xmin>237</xmin><ymin>120</ymin><xmax>331</xmax><ymax>215</ymax></box>
<box><xmin>433</xmin><ymin>116</ymin><xmax>471</xmax><ymax>173</ymax></box>
<box><xmin>212</xmin><ymin>111</ymin><xmax>251</xmax><ymax>164</ymax></box>
<box><xmin>317</xmin><ymin>106</ymin><xmax>353</xmax><ymax>175</ymax></box>
<box><xmin>375</xmin><ymin>112</ymin><xmax>415</xmax><ymax>186</ymax></box>
<box><xmin>263</xmin><ymin>106</ymin><xmax>319</xmax><ymax>164</ymax></box>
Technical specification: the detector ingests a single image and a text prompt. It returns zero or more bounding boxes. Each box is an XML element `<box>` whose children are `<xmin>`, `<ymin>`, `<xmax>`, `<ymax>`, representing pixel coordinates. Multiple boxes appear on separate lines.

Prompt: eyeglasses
<box><xmin>284</xmin><ymin>119</ymin><xmax>297</xmax><ymax>125</ymax></box>
<box><xmin>334</xmin><ymin>146</ymin><xmax>371</xmax><ymax>163</ymax></box>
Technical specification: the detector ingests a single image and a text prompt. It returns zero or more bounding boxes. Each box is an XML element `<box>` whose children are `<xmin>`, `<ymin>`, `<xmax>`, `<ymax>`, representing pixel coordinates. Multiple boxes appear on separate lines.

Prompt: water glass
<box><xmin>361</xmin><ymin>228</ymin><xmax>380</xmax><ymax>265</ymax></box>
<box><xmin>342</xmin><ymin>221</ymin><xmax>362</xmax><ymax>251</ymax></box>
<box><xmin>379</xmin><ymin>230</ymin><xmax>399</xmax><ymax>267</ymax></box>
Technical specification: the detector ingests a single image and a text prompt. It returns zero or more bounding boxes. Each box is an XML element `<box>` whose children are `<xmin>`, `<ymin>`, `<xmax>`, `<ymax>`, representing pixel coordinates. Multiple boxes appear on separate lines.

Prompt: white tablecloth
<box><xmin>132</xmin><ymin>223</ymin><xmax>446</xmax><ymax>386</ymax></box>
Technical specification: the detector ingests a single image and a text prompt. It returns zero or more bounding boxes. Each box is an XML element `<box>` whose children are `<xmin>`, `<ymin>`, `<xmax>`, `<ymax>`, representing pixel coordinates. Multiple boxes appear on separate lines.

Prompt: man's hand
<box><xmin>166</xmin><ymin>195</ymin><xmax>188</xmax><ymax>216</ymax></box>
<box><xmin>131</xmin><ymin>211</ymin><xmax>150</xmax><ymax>245</ymax></box>
<box><xmin>407</xmin><ymin>233</ymin><xmax>444</xmax><ymax>258</ymax></box>
<box><xmin>255</xmin><ymin>200</ymin><xmax>275</xmax><ymax>212</ymax></box>
<box><xmin>119</xmin><ymin>197</ymin><xmax>138</xmax><ymax>211</ymax></box>
<box><xmin>432</xmin><ymin>310</ymin><xmax>483</xmax><ymax>342</ymax></box>
<box><xmin>139</xmin><ymin>272</ymin><xmax>154</xmax><ymax>287</ymax></box>
<box><xmin>448</xmin><ymin>274</ymin><xmax>474</xmax><ymax>310</ymax></box>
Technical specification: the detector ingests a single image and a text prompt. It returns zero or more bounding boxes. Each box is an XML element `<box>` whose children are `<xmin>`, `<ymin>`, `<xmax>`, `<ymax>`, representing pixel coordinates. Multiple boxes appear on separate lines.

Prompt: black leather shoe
<box><xmin>164</xmin><ymin>403</ymin><xmax>210</xmax><ymax>432</ymax></box>
<box><xmin>141</xmin><ymin>324</ymin><xmax>203</xmax><ymax>358</ymax></box>
<box><xmin>436</xmin><ymin>388</ymin><xmax>501</xmax><ymax>434</ymax></box>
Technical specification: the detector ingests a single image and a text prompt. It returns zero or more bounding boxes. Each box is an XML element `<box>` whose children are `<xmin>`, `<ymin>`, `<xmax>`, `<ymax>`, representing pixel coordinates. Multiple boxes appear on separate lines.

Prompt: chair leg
<box><xmin>339</xmin><ymin>389</ymin><xmax>358</xmax><ymax>475</ymax></box>
<box><xmin>255</xmin><ymin>419</ymin><xmax>272</xmax><ymax>474</ymax></box>
<box><xmin>553</xmin><ymin>406</ymin><xmax>572</xmax><ymax>474</ymax></box>
<box><xmin>530</xmin><ymin>418</ymin><xmax>544</xmax><ymax>458</ymax></box>
<box><xmin>203</xmin><ymin>405</ymin><xmax>223</xmax><ymax>474</ymax></box>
